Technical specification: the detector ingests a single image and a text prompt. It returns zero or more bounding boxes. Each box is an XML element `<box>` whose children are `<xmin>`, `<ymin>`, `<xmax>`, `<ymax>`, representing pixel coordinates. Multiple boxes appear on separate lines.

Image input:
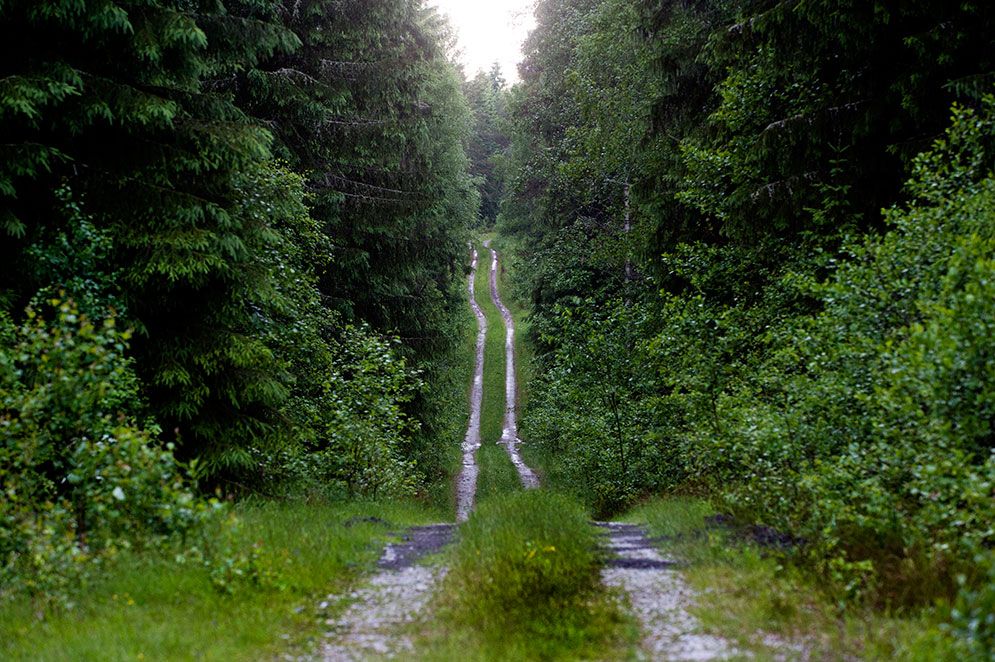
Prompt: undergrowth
<box><xmin>627</xmin><ymin>497</ymin><xmax>979</xmax><ymax>661</ymax></box>
<box><xmin>0</xmin><ymin>499</ymin><xmax>441</xmax><ymax>661</ymax></box>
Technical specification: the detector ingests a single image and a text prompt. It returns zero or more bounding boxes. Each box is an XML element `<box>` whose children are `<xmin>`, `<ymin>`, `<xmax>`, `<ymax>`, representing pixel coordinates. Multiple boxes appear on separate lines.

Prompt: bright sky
<box><xmin>429</xmin><ymin>0</ymin><xmax>536</xmax><ymax>84</ymax></box>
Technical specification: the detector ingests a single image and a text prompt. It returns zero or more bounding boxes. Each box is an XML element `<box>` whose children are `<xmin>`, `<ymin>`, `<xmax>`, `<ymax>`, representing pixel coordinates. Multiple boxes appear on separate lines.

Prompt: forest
<box><xmin>2</xmin><ymin>0</ymin><xmax>994</xmax><ymax>659</ymax></box>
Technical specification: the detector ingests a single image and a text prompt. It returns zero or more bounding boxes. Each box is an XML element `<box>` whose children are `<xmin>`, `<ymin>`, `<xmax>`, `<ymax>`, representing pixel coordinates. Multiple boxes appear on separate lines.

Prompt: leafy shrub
<box><xmin>709</xmin><ymin>100</ymin><xmax>995</xmax><ymax>600</ymax></box>
<box><xmin>522</xmin><ymin>97</ymin><xmax>995</xmax><ymax>610</ymax></box>
<box><xmin>522</xmin><ymin>299</ymin><xmax>663</xmax><ymax>516</ymax></box>
<box><xmin>0</xmin><ymin>298</ymin><xmax>221</xmax><ymax>603</ymax></box>
<box><xmin>946</xmin><ymin>556</ymin><xmax>995</xmax><ymax>659</ymax></box>
<box><xmin>251</xmin><ymin>324</ymin><xmax>422</xmax><ymax>500</ymax></box>
<box><xmin>316</xmin><ymin>326</ymin><xmax>421</xmax><ymax>498</ymax></box>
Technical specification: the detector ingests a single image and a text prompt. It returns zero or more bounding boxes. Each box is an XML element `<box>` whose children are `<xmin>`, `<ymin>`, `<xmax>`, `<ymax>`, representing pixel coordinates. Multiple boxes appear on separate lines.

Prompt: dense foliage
<box><xmin>464</xmin><ymin>65</ymin><xmax>511</xmax><ymax>227</ymax></box>
<box><xmin>499</xmin><ymin>0</ymin><xmax>995</xmax><ymax>632</ymax></box>
<box><xmin>0</xmin><ymin>0</ymin><xmax>475</xmax><ymax>599</ymax></box>
<box><xmin>0</xmin><ymin>299</ymin><xmax>225</xmax><ymax>603</ymax></box>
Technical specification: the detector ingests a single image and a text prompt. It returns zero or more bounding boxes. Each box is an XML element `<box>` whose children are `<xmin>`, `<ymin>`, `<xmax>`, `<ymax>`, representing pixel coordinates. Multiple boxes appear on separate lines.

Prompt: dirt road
<box><xmin>484</xmin><ymin>241</ymin><xmax>540</xmax><ymax>490</ymax></box>
<box><xmin>455</xmin><ymin>248</ymin><xmax>487</xmax><ymax>522</ymax></box>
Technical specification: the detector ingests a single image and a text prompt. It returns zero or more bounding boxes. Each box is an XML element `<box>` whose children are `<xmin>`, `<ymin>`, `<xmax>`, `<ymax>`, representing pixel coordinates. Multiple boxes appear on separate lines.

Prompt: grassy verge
<box><xmin>0</xmin><ymin>499</ymin><xmax>443</xmax><ymax>661</ymax></box>
<box><xmin>473</xmin><ymin>237</ymin><xmax>519</xmax><ymax>502</ymax></box>
<box><xmin>420</xmin><ymin>490</ymin><xmax>635</xmax><ymax>660</ymax></box>
<box><xmin>625</xmin><ymin>497</ymin><xmax>969</xmax><ymax>661</ymax></box>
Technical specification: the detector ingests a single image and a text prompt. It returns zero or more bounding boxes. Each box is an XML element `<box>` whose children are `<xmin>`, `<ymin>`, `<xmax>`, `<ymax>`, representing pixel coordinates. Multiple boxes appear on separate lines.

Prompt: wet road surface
<box><xmin>597</xmin><ymin>523</ymin><xmax>736</xmax><ymax>661</ymax></box>
<box><xmin>455</xmin><ymin>248</ymin><xmax>487</xmax><ymax>522</ymax></box>
<box><xmin>484</xmin><ymin>240</ymin><xmax>540</xmax><ymax>490</ymax></box>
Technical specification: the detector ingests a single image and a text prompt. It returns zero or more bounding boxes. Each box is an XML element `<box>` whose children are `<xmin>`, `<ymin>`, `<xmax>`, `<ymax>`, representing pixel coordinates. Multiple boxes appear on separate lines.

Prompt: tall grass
<box><xmin>422</xmin><ymin>490</ymin><xmax>633</xmax><ymax>660</ymax></box>
<box><xmin>475</xmin><ymin>442</ymin><xmax>522</xmax><ymax>503</ymax></box>
<box><xmin>0</xmin><ymin>500</ymin><xmax>440</xmax><ymax>661</ymax></box>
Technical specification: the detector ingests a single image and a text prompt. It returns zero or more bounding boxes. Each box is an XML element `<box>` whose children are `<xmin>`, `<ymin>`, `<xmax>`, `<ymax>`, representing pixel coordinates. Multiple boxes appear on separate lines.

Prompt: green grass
<box><xmin>0</xmin><ymin>499</ymin><xmax>442</xmax><ymax>661</ymax></box>
<box><xmin>625</xmin><ymin>497</ymin><xmax>969</xmax><ymax>661</ymax></box>
<box><xmin>419</xmin><ymin>490</ymin><xmax>635</xmax><ymax>660</ymax></box>
<box><xmin>475</xmin><ymin>442</ymin><xmax>522</xmax><ymax>502</ymax></box>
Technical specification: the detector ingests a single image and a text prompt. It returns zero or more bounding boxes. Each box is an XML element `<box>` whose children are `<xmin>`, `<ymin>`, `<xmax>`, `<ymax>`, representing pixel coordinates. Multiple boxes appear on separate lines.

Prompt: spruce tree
<box><xmin>232</xmin><ymin>0</ymin><xmax>476</xmax><ymax>477</ymax></box>
<box><xmin>0</xmin><ymin>0</ymin><xmax>302</xmax><ymax>473</ymax></box>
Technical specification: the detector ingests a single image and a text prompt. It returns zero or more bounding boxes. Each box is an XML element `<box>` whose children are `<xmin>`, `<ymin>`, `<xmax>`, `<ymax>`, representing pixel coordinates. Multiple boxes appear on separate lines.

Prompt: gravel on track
<box><xmin>598</xmin><ymin>522</ymin><xmax>737</xmax><ymax>661</ymax></box>
<box><xmin>318</xmin><ymin>525</ymin><xmax>454</xmax><ymax>661</ymax></box>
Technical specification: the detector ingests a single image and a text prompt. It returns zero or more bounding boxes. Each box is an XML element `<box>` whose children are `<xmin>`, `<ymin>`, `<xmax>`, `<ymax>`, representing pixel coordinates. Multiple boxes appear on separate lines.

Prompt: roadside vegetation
<box><xmin>478</xmin><ymin>0</ymin><xmax>995</xmax><ymax>657</ymax></box>
<box><xmin>422</xmin><ymin>490</ymin><xmax>634</xmax><ymax>660</ymax></box>
<box><xmin>0</xmin><ymin>500</ymin><xmax>444</xmax><ymax>661</ymax></box>
<box><xmin>3</xmin><ymin>0</ymin><xmax>994</xmax><ymax>658</ymax></box>
<box><xmin>0</xmin><ymin>0</ymin><xmax>474</xmax><ymax>650</ymax></box>
<box><xmin>628</xmin><ymin>498</ymin><xmax>975</xmax><ymax>660</ymax></box>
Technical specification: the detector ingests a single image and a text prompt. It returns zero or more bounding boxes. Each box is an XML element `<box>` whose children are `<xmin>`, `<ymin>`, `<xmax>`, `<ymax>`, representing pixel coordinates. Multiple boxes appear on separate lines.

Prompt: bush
<box><xmin>522</xmin><ymin>299</ymin><xmax>661</xmax><ymax>516</ymax></box>
<box><xmin>521</xmin><ymin>97</ymin><xmax>995</xmax><ymax>611</ymax></box>
<box><xmin>251</xmin><ymin>324</ymin><xmax>422</xmax><ymax>500</ymax></box>
<box><xmin>711</xmin><ymin>100</ymin><xmax>995</xmax><ymax>600</ymax></box>
<box><xmin>0</xmin><ymin>298</ymin><xmax>220</xmax><ymax>604</ymax></box>
<box><xmin>947</xmin><ymin>556</ymin><xmax>995</xmax><ymax>660</ymax></box>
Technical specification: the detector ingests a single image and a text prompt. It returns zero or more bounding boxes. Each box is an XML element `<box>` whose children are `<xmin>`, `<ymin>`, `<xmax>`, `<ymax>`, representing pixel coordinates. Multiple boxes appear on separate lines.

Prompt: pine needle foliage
<box><xmin>0</xmin><ymin>1</ymin><xmax>476</xmax><ymax>485</ymax></box>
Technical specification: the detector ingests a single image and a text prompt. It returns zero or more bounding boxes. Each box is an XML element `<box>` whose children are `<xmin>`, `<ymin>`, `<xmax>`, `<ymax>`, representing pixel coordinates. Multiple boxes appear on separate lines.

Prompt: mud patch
<box><xmin>703</xmin><ymin>514</ymin><xmax>802</xmax><ymax>552</ymax></box>
<box><xmin>377</xmin><ymin>524</ymin><xmax>454</xmax><ymax>571</ymax></box>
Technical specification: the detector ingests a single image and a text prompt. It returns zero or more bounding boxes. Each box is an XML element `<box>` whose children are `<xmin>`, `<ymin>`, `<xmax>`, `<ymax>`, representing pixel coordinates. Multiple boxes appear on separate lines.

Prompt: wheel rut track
<box><xmin>316</xmin><ymin>243</ymin><xmax>541</xmax><ymax>660</ymax></box>
<box><xmin>319</xmin><ymin>247</ymin><xmax>488</xmax><ymax>660</ymax></box>
<box><xmin>484</xmin><ymin>240</ymin><xmax>540</xmax><ymax>490</ymax></box>
<box><xmin>455</xmin><ymin>247</ymin><xmax>486</xmax><ymax>522</ymax></box>
<box><xmin>597</xmin><ymin>523</ymin><xmax>739</xmax><ymax>661</ymax></box>
<box><xmin>318</xmin><ymin>525</ymin><xmax>454</xmax><ymax>661</ymax></box>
